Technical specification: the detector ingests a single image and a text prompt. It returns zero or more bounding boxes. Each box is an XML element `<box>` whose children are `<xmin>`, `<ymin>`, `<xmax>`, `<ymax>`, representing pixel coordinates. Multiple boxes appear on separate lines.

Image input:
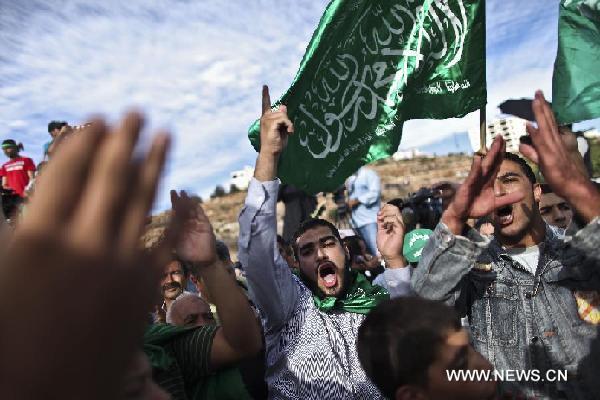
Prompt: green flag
<box><xmin>249</xmin><ymin>0</ymin><xmax>486</xmax><ymax>194</ymax></box>
<box><xmin>552</xmin><ymin>0</ymin><xmax>600</xmax><ymax>124</ymax></box>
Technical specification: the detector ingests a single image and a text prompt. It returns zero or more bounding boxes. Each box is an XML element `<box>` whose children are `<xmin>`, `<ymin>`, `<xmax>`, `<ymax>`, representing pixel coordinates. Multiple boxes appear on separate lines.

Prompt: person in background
<box><xmin>120</xmin><ymin>351</ymin><xmax>171</xmax><ymax>400</ymax></box>
<box><xmin>347</xmin><ymin>166</ymin><xmax>381</xmax><ymax>255</ymax></box>
<box><xmin>371</xmin><ymin>204</ymin><xmax>432</xmax><ymax>298</ymax></box>
<box><xmin>278</xmin><ymin>183</ymin><xmax>317</xmax><ymax>243</ymax></box>
<box><xmin>154</xmin><ymin>254</ymin><xmax>192</xmax><ymax>324</ymax></box>
<box><xmin>44</xmin><ymin>120</ymin><xmax>68</xmax><ymax>159</ymax></box>
<box><xmin>166</xmin><ymin>291</ymin><xmax>269</xmax><ymax>400</ymax></box>
<box><xmin>277</xmin><ymin>234</ymin><xmax>297</xmax><ymax>271</ymax></box>
<box><xmin>473</xmin><ymin>216</ymin><xmax>494</xmax><ymax>237</ymax></box>
<box><xmin>166</xmin><ymin>292</ymin><xmax>215</xmax><ymax>328</ymax></box>
<box><xmin>431</xmin><ymin>181</ymin><xmax>459</xmax><ymax>212</ymax></box>
<box><xmin>344</xmin><ymin>234</ymin><xmax>383</xmax><ymax>280</ymax></box>
<box><xmin>1</xmin><ymin>139</ymin><xmax>36</xmax><ymax>198</ymax></box>
<box><xmin>191</xmin><ymin>240</ymin><xmax>242</xmax><ymax>301</ymax></box>
<box><xmin>145</xmin><ymin>191</ymin><xmax>262</xmax><ymax>400</ymax></box>
<box><xmin>538</xmin><ymin>183</ymin><xmax>573</xmax><ymax>231</ymax></box>
<box><xmin>357</xmin><ymin>297</ymin><xmax>497</xmax><ymax>400</ymax></box>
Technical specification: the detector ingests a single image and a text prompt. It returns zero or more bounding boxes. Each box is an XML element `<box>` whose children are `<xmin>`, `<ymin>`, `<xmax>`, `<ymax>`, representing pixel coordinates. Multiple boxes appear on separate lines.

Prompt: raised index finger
<box><xmin>262</xmin><ymin>85</ymin><xmax>271</xmax><ymax>115</ymax></box>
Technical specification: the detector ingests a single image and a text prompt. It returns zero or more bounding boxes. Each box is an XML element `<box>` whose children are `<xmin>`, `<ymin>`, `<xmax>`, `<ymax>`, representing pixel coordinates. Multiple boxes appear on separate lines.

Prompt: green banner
<box><xmin>552</xmin><ymin>0</ymin><xmax>600</xmax><ymax>124</ymax></box>
<box><xmin>249</xmin><ymin>0</ymin><xmax>486</xmax><ymax>194</ymax></box>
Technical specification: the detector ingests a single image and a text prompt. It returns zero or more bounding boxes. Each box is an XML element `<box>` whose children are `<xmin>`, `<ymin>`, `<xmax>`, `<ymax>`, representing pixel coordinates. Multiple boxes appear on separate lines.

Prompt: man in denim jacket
<box><xmin>412</xmin><ymin>91</ymin><xmax>600</xmax><ymax>399</ymax></box>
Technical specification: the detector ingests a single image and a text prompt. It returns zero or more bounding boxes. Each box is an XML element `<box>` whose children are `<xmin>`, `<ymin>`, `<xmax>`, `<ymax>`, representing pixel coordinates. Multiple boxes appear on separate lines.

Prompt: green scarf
<box><xmin>312</xmin><ymin>272</ymin><xmax>389</xmax><ymax>314</ymax></box>
<box><xmin>143</xmin><ymin>323</ymin><xmax>197</xmax><ymax>370</ymax></box>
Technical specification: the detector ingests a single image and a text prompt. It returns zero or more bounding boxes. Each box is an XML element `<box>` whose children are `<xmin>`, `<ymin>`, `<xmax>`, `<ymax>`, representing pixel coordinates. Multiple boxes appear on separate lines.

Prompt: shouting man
<box><xmin>237</xmin><ymin>86</ymin><xmax>412</xmax><ymax>399</ymax></box>
<box><xmin>412</xmin><ymin>91</ymin><xmax>600</xmax><ymax>399</ymax></box>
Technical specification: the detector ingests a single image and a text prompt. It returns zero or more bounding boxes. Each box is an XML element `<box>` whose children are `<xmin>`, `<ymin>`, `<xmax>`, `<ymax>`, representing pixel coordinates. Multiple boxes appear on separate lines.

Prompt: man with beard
<box><xmin>412</xmin><ymin>91</ymin><xmax>600</xmax><ymax>399</ymax></box>
<box><xmin>237</xmin><ymin>86</ymin><xmax>411</xmax><ymax>399</ymax></box>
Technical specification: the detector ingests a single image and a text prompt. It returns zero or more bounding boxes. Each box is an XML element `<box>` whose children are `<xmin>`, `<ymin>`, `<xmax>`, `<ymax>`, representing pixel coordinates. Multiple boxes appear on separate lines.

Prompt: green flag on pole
<box><xmin>552</xmin><ymin>0</ymin><xmax>600</xmax><ymax>124</ymax></box>
<box><xmin>249</xmin><ymin>0</ymin><xmax>486</xmax><ymax>194</ymax></box>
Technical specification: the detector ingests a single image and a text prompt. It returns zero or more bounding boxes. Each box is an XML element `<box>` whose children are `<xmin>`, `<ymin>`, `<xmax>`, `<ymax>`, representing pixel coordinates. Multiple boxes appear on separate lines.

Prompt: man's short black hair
<box><xmin>215</xmin><ymin>240</ymin><xmax>232</xmax><ymax>263</ymax></box>
<box><xmin>357</xmin><ymin>297</ymin><xmax>461</xmax><ymax>398</ymax></box>
<box><xmin>343</xmin><ymin>235</ymin><xmax>366</xmax><ymax>259</ymax></box>
<box><xmin>291</xmin><ymin>218</ymin><xmax>342</xmax><ymax>260</ymax></box>
<box><xmin>503</xmin><ymin>152</ymin><xmax>536</xmax><ymax>184</ymax></box>
<box><xmin>277</xmin><ymin>234</ymin><xmax>293</xmax><ymax>256</ymax></box>
<box><xmin>48</xmin><ymin>120</ymin><xmax>67</xmax><ymax>133</ymax></box>
<box><xmin>170</xmin><ymin>253</ymin><xmax>190</xmax><ymax>276</ymax></box>
<box><xmin>539</xmin><ymin>183</ymin><xmax>554</xmax><ymax>194</ymax></box>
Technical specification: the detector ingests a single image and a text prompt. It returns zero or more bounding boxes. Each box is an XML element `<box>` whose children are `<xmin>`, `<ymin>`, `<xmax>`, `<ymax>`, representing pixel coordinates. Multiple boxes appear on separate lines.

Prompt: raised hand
<box><xmin>171</xmin><ymin>190</ymin><xmax>217</xmax><ymax>269</ymax></box>
<box><xmin>442</xmin><ymin>136</ymin><xmax>524</xmax><ymax>235</ymax></box>
<box><xmin>376</xmin><ymin>203</ymin><xmax>407</xmax><ymax>268</ymax></box>
<box><xmin>520</xmin><ymin>90</ymin><xmax>600</xmax><ymax>223</ymax></box>
<box><xmin>0</xmin><ymin>112</ymin><xmax>181</xmax><ymax>400</ymax></box>
<box><xmin>254</xmin><ymin>85</ymin><xmax>294</xmax><ymax>181</ymax></box>
<box><xmin>259</xmin><ymin>85</ymin><xmax>293</xmax><ymax>156</ymax></box>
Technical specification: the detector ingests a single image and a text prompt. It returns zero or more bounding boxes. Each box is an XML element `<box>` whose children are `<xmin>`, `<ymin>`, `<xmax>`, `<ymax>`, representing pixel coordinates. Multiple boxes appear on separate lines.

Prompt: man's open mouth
<box><xmin>318</xmin><ymin>262</ymin><xmax>338</xmax><ymax>288</ymax></box>
<box><xmin>495</xmin><ymin>204</ymin><xmax>514</xmax><ymax>226</ymax></box>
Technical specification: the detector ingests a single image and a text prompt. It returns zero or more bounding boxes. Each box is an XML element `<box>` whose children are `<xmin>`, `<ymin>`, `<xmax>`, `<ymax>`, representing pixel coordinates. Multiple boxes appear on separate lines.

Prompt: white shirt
<box><xmin>506</xmin><ymin>245</ymin><xmax>540</xmax><ymax>275</ymax></box>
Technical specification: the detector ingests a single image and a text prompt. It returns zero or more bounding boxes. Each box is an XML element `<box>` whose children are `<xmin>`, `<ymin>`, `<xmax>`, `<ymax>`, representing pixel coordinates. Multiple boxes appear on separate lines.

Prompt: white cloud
<box><xmin>2</xmin><ymin>0</ymin><xmax>590</xmax><ymax>211</ymax></box>
<box><xmin>0</xmin><ymin>0</ymin><xmax>328</xmax><ymax>210</ymax></box>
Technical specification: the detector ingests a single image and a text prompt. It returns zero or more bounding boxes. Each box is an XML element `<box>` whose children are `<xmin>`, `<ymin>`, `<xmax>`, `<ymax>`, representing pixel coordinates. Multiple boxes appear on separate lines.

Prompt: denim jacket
<box><xmin>412</xmin><ymin>218</ymin><xmax>600</xmax><ymax>399</ymax></box>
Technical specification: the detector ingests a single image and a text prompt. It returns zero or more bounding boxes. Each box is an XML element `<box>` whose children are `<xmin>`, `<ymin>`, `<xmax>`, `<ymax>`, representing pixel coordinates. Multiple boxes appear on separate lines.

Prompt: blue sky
<box><xmin>1</xmin><ymin>0</ymin><xmax>597</xmax><ymax>211</ymax></box>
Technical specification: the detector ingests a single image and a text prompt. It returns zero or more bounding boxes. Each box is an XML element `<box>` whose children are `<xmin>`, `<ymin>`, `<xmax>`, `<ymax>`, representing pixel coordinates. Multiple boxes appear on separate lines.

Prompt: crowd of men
<box><xmin>0</xmin><ymin>87</ymin><xmax>599</xmax><ymax>400</ymax></box>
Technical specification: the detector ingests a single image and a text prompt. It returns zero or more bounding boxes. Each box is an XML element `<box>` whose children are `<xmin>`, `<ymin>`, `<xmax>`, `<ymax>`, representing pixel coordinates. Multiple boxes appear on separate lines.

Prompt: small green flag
<box><xmin>249</xmin><ymin>0</ymin><xmax>486</xmax><ymax>194</ymax></box>
<box><xmin>552</xmin><ymin>0</ymin><xmax>600</xmax><ymax>124</ymax></box>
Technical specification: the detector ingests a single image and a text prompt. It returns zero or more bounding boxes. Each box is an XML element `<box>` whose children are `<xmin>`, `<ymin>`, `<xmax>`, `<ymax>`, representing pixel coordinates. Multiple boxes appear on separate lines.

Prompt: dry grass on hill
<box><xmin>142</xmin><ymin>154</ymin><xmax>472</xmax><ymax>259</ymax></box>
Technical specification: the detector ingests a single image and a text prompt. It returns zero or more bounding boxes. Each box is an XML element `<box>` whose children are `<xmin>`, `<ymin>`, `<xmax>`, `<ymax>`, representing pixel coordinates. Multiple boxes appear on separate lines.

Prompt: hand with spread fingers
<box><xmin>442</xmin><ymin>136</ymin><xmax>524</xmax><ymax>235</ymax></box>
<box><xmin>0</xmin><ymin>113</ymin><xmax>182</xmax><ymax>400</ymax></box>
<box><xmin>520</xmin><ymin>90</ymin><xmax>600</xmax><ymax>223</ymax></box>
<box><xmin>376</xmin><ymin>203</ymin><xmax>407</xmax><ymax>268</ymax></box>
<box><xmin>171</xmin><ymin>190</ymin><xmax>217</xmax><ymax>270</ymax></box>
<box><xmin>254</xmin><ymin>85</ymin><xmax>294</xmax><ymax>182</ymax></box>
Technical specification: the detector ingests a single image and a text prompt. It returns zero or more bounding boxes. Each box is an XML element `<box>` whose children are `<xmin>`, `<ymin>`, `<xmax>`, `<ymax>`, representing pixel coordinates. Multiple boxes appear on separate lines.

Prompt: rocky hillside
<box><xmin>143</xmin><ymin>154</ymin><xmax>472</xmax><ymax>259</ymax></box>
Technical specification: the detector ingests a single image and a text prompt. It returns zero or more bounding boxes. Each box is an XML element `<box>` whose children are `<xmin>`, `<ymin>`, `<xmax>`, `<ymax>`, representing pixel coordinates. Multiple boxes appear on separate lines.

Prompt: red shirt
<box><xmin>0</xmin><ymin>156</ymin><xmax>36</xmax><ymax>197</ymax></box>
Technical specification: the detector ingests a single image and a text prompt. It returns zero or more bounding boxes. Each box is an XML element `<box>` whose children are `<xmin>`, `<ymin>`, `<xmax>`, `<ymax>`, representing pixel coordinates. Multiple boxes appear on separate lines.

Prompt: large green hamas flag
<box><xmin>553</xmin><ymin>0</ymin><xmax>600</xmax><ymax>124</ymax></box>
<box><xmin>249</xmin><ymin>0</ymin><xmax>486</xmax><ymax>194</ymax></box>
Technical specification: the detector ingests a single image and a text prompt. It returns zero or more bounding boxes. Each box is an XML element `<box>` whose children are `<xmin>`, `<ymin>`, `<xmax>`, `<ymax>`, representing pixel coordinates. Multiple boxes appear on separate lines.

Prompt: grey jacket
<box><xmin>412</xmin><ymin>218</ymin><xmax>600</xmax><ymax>399</ymax></box>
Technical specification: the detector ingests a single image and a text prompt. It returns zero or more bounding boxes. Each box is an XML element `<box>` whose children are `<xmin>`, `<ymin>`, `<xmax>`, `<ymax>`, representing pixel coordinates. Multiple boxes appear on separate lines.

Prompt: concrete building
<box><xmin>392</xmin><ymin>148</ymin><xmax>429</xmax><ymax>160</ymax></box>
<box><xmin>468</xmin><ymin>117</ymin><xmax>528</xmax><ymax>153</ymax></box>
<box><xmin>229</xmin><ymin>165</ymin><xmax>254</xmax><ymax>190</ymax></box>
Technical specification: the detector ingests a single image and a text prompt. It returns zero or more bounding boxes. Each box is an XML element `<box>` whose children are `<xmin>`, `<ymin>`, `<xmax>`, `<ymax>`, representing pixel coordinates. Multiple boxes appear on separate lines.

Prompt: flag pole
<box><xmin>479</xmin><ymin>107</ymin><xmax>486</xmax><ymax>154</ymax></box>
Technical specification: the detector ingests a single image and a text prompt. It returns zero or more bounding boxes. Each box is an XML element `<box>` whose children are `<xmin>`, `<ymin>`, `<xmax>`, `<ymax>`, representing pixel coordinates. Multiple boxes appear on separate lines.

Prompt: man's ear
<box><xmin>343</xmin><ymin>243</ymin><xmax>351</xmax><ymax>265</ymax></box>
<box><xmin>533</xmin><ymin>183</ymin><xmax>542</xmax><ymax>203</ymax></box>
<box><xmin>395</xmin><ymin>385</ymin><xmax>427</xmax><ymax>400</ymax></box>
<box><xmin>344</xmin><ymin>243</ymin><xmax>350</xmax><ymax>258</ymax></box>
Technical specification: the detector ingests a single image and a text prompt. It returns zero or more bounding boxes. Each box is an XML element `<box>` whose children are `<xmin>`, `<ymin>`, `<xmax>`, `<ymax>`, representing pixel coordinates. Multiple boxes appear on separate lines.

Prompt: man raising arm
<box><xmin>238</xmin><ymin>86</ymin><xmax>412</xmax><ymax>399</ymax></box>
<box><xmin>412</xmin><ymin>91</ymin><xmax>600</xmax><ymax>399</ymax></box>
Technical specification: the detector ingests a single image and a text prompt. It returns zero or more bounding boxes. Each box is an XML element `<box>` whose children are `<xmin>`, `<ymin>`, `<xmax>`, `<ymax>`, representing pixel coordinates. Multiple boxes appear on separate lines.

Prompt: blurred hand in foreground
<box><xmin>0</xmin><ymin>112</ymin><xmax>185</xmax><ymax>400</ymax></box>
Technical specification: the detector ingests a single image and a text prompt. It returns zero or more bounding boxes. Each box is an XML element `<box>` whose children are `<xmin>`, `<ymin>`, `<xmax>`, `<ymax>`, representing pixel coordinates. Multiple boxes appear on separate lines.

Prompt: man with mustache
<box><xmin>412</xmin><ymin>91</ymin><xmax>600</xmax><ymax>399</ymax></box>
<box><xmin>154</xmin><ymin>255</ymin><xmax>192</xmax><ymax>323</ymax></box>
<box><xmin>237</xmin><ymin>86</ymin><xmax>412</xmax><ymax>399</ymax></box>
